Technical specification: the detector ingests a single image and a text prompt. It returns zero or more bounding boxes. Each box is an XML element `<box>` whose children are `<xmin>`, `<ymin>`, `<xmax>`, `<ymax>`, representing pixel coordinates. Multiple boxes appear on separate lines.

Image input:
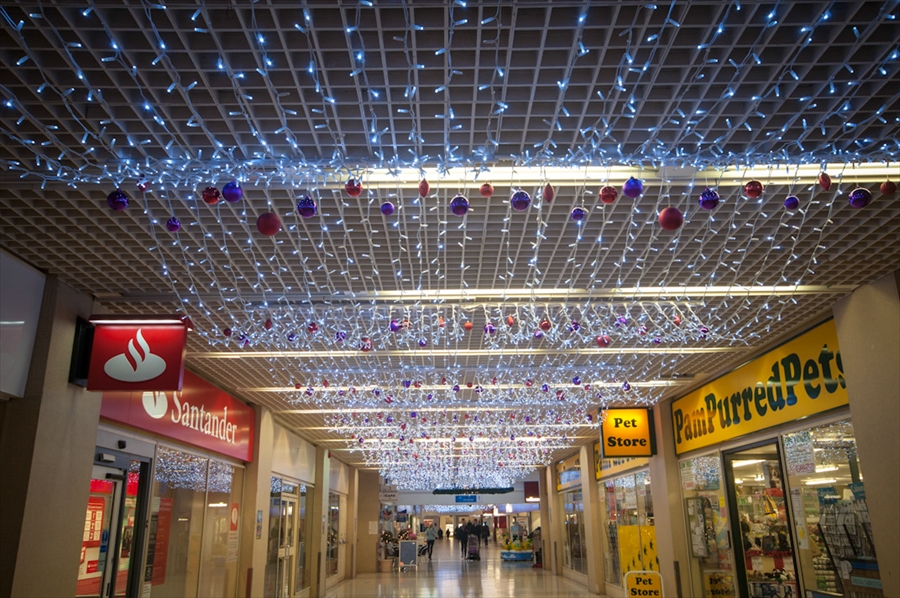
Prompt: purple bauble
<box><xmin>449</xmin><ymin>194</ymin><xmax>469</xmax><ymax>216</ymax></box>
<box><xmin>573</xmin><ymin>376</ymin><xmax>581</xmax><ymax>385</ymax></box>
<box><xmin>571</xmin><ymin>207</ymin><xmax>587</xmax><ymax>221</ymax></box>
<box><xmin>287</xmin><ymin>333</ymin><xmax>298</xmax><ymax>342</ymax></box>
<box><xmin>381</xmin><ymin>201</ymin><xmax>395</xmax><ymax>216</ymax></box>
<box><xmin>533</xmin><ymin>330</ymin><xmax>543</xmax><ymax>339</ymax></box>
<box><xmin>106</xmin><ymin>189</ymin><xmax>129</xmax><ymax>211</ymax></box>
<box><xmin>622</xmin><ymin>177</ymin><xmax>644</xmax><ymax>198</ymax></box>
<box><xmin>784</xmin><ymin>195</ymin><xmax>800</xmax><ymax>210</ymax></box>
<box><xmin>389</xmin><ymin>319</ymin><xmax>401</xmax><ymax>332</ymax></box>
<box><xmin>296</xmin><ymin>195</ymin><xmax>318</xmax><ymax>218</ymax></box>
<box><xmin>848</xmin><ymin>187</ymin><xmax>872</xmax><ymax>209</ymax></box>
<box><xmin>334</xmin><ymin>331</ymin><xmax>346</xmax><ymax>342</ymax></box>
<box><xmin>222</xmin><ymin>180</ymin><xmax>243</xmax><ymax>203</ymax></box>
<box><xmin>418</xmin><ymin>338</ymin><xmax>428</xmax><ymax>347</ymax></box>
<box><xmin>452</xmin><ymin>384</ymin><xmax>460</xmax><ymax>392</ymax></box>
<box><xmin>510</xmin><ymin>190</ymin><xmax>531</xmax><ymax>211</ymax></box>
<box><xmin>699</xmin><ymin>187</ymin><xmax>720</xmax><ymax>210</ymax></box>
<box><xmin>541</xmin><ymin>384</ymin><xmax>550</xmax><ymax>392</ymax></box>
<box><xmin>165</xmin><ymin>217</ymin><xmax>181</xmax><ymax>232</ymax></box>
<box><xmin>484</xmin><ymin>322</ymin><xmax>496</xmax><ymax>335</ymax></box>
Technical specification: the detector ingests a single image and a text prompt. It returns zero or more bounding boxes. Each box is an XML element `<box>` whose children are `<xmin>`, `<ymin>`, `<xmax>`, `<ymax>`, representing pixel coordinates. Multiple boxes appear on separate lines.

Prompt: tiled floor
<box><xmin>326</xmin><ymin>538</ymin><xmax>603</xmax><ymax>597</ymax></box>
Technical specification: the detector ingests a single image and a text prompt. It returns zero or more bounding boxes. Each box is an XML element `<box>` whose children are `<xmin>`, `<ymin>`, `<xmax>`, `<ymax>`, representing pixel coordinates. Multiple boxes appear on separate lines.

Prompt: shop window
<box><xmin>680</xmin><ymin>454</ymin><xmax>737</xmax><ymax>598</ymax></box>
<box><xmin>600</xmin><ymin>470</ymin><xmax>657</xmax><ymax>587</ymax></box>
<box><xmin>266</xmin><ymin>478</ymin><xmax>312</xmax><ymax>598</ymax></box>
<box><xmin>562</xmin><ymin>489</ymin><xmax>587</xmax><ymax>574</ymax></box>
<box><xmin>326</xmin><ymin>491</ymin><xmax>342</xmax><ymax>577</ymax></box>
<box><xmin>782</xmin><ymin>419</ymin><xmax>882</xmax><ymax>597</ymax></box>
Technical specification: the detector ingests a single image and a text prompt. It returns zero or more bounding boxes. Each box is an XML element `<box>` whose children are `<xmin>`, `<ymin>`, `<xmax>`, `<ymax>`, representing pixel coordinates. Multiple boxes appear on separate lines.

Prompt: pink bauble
<box><xmin>600</xmin><ymin>185</ymin><xmax>618</xmax><ymax>204</ymax></box>
<box><xmin>658</xmin><ymin>207</ymin><xmax>684</xmax><ymax>230</ymax></box>
<box><xmin>256</xmin><ymin>212</ymin><xmax>282</xmax><ymax>236</ymax></box>
<box><xmin>880</xmin><ymin>180</ymin><xmax>897</xmax><ymax>195</ymax></box>
<box><xmin>479</xmin><ymin>183</ymin><xmax>494</xmax><ymax>197</ymax></box>
<box><xmin>418</xmin><ymin>179</ymin><xmax>430</xmax><ymax>197</ymax></box>
<box><xmin>345</xmin><ymin>178</ymin><xmax>362</xmax><ymax>197</ymax></box>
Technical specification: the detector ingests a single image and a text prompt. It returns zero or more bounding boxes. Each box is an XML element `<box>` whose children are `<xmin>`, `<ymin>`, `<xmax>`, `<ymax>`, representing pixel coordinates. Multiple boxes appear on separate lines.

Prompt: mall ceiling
<box><xmin>1</xmin><ymin>1</ymin><xmax>898</xmax><ymax>488</ymax></box>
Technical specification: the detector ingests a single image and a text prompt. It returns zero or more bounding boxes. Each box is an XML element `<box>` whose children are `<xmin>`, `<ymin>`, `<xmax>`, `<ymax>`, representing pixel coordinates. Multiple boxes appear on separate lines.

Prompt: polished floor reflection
<box><xmin>326</xmin><ymin>537</ymin><xmax>603</xmax><ymax>597</ymax></box>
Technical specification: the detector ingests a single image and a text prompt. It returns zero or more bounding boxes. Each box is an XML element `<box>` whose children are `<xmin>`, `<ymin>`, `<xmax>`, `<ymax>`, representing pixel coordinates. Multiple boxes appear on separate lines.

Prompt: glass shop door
<box><xmin>277</xmin><ymin>497</ymin><xmax>299</xmax><ymax>598</ymax></box>
<box><xmin>725</xmin><ymin>442</ymin><xmax>801</xmax><ymax>598</ymax></box>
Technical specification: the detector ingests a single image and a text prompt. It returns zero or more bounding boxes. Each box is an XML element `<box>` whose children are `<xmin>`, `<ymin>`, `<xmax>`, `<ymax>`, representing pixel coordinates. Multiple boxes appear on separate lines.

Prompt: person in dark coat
<box><xmin>457</xmin><ymin>524</ymin><xmax>468</xmax><ymax>557</ymax></box>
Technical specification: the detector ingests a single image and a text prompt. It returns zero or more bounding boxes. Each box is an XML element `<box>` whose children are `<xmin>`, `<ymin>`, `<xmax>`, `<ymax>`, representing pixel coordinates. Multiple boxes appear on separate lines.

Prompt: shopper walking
<box><xmin>425</xmin><ymin>523</ymin><xmax>437</xmax><ymax>560</ymax></box>
<box><xmin>456</xmin><ymin>524</ymin><xmax>468</xmax><ymax>557</ymax></box>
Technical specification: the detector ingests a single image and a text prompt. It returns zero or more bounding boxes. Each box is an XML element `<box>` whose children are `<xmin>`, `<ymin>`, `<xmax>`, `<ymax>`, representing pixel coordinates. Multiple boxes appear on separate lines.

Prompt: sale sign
<box><xmin>87</xmin><ymin>316</ymin><xmax>190</xmax><ymax>392</ymax></box>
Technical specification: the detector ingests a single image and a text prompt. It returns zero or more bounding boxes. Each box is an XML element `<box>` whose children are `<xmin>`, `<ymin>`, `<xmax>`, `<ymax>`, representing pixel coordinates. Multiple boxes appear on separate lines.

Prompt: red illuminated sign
<box><xmin>87</xmin><ymin>317</ymin><xmax>189</xmax><ymax>392</ymax></box>
<box><xmin>100</xmin><ymin>370</ymin><xmax>255</xmax><ymax>462</ymax></box>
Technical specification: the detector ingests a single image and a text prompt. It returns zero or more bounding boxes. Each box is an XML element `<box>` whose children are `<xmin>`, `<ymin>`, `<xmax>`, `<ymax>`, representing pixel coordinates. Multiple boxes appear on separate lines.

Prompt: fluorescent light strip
<box><xmin>291</xmin><ymin>424</ymin><xmax>592</xmax><ymax>430</ymax></box>
<box><xmin>278</xmin><ymin>406</ymin><xmax>578</xmax><ymax>414</ymax></box>
<box><xmin>247</xmin><ymin>380</ymin><xmax>681</xmax><ymax>392</ymax></box>
<box><xmin>194</xmin><ymin>347</ymin><xmax>737</xmax><ymax>359</ymax></box>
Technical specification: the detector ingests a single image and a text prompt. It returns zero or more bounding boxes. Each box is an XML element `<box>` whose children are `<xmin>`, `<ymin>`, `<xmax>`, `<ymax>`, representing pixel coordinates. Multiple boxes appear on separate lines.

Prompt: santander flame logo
<box><xmin>141</xmin><ymin>391</ymin><xmax>169</xmax><ymax>419</ymax></box>
<box><xmin>103</xmin><ymin>328</ymin><xmax>167</xmax><ymax>383</ymax></box>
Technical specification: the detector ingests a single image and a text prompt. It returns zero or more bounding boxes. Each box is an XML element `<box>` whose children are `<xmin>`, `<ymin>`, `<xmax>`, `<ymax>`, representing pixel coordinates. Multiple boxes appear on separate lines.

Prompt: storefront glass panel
<box><xmin>681</xmin><ymin>454</ymin><xmax>737</xmax><ymax>598</ymax></box>
<box><xmin>562</xmin><ymin>489</ymin><xmax>587</xmax><ymax>574</ymax></box>
<box><xmin>601</xmin><ymin>470</ymin><xmax>658</xmax><ymax>587</ymax></box>
<box><xmin>782</xmin><ymin>418</ymin><xmax>880</xmax><ymax>598</ymax></box>
<box><xmin>197</xmin><ymin>461</ymin><xmax>243</xmax><ymax>598</ymax></box>
<box><xmin>326</xmin><ymin>491</ymin><xmax>341</xmax><ymax>577</ymax></box>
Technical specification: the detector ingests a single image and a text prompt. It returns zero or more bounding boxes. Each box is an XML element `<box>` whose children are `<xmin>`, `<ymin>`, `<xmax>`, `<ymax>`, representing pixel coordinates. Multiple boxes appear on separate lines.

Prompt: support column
<box><xmin>580</xmin><ymin>444</ymin><xmax>604</xmax><ymax>594</ymax></box>
<box><xmin>344</xmin><ymin>468</ymin><xmax>358</xmax><ymax>579</ymax></box>
<box><xmin>1</xmin><ymin>278</ymin><xmax>98</xmax><ymax>598</ymax></box>
<box><xmin>238</xmin><ymin>405</ymin><xmax>274</xmax><ymax>597</ymax></box>
<box><xmin>537</xmin><ymin>466</ymin><xmax>552</xmax><ymax>572</ymax></box>
<box><xmin>649</xmin><ymin>401</ymin><xmax>691</xmax><ymax>598</ymax></box>
<box><xmin>546</xmin><ymin>464</ymin><xmax>564</xmax><ymax>575</ymax></box>
<box><xmin>355</xmin><ymin>470</ymin><xmax>380</xmax><ymax>573</ymax></box>
<box><xmin>308</xmin><ymin>446</ymin><xmax>331</xmax><ymax>598</ymax></box>
<box><xmin>833</xmin><ymin>271</ymin><xmax>900</xmax><ymax>598</ymax></box>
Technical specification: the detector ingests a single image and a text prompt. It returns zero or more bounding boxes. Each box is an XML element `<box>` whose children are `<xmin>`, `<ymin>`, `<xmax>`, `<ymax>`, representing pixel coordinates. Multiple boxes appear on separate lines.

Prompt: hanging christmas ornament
<box><xmin>506</xmin><ymin>315</ymin><xmax>515</xmax><ymax>327</ymax></box>
<box><xmin>510</xmin><ymin>190</ymin><xmax>531</xmax><ymax>211</ymax></box>
<box><xmin>165</xmin><ymin>217</ymin><xmax>181</xmax><ymax>232</ymax></box>
<box><xmin>256</xmin><ymin>212</ymin><xmax>282</xmax><ymax>236</ymax></box>
<box><xmin>622</xmin><ymin>177</ymin><xmax>644</xmax><ymax>198</ymax></box>
<box><xmin>136</xmin><ymin>178</ymin><xmax>150</xmax><ymax>192</ymax></box>
<box><xmin>595</xmin><ymin>335</ymin><xmax>611</xmax><ymax>348</ymax></box>
<box><xmin>418</xmin><ymin>179</ymin><xmax>430</xmax><ymax>197</ymax></box>
<box><xmin>287</xmin><ymin>333</ymin><xmax>298</xmax><ymax>342</ymax></box>
<box><xmin>463</xmin><ymin>321</ymin><xmax>474</xmax><ymax>332</ymax></box>
<box><xmin>848</xmin><ymin>187</ymin><xmax>872</xmax><ymax>209</ymax></box>
<box><xmin>817</xmin><ymin>172</ymin><xmax>832</xmax><ymax>191</ymax></box>
<box><xmin>600</xmin><ymin>185</ymin><xmax>618</xmax><ymax>204</ymax></box>
<box><xmin>389</xmin><ymin>319</ymin><xmax>402</xmax><ymax>332</ymax></box>
<box><xmin>539</xmin><ymin>319</ymin><xmax>552</xmax><ymax>332</ymax></box>
<box><xmin>658</xmin><ymin>206</ymin><xmax>684</xmax><ymax>230</ymax></box>
<box><xmin>881</xmin><ymin>180</ymin><xmax>897</xmax><ymax>195</ymax></box>
<box><xmin>296</xmin><ymin>195</ymin><xmax>318</xmax><ymax>218</ymax></box>
<box><xmin>307</xmin><ymin>322</ymin><xmax>319</xmax><ymax>333</ymax></box>
<box><xmin>106</xmin><ymin>189</ymin><xmax>129</xmax><ymax>211</ymax></box>
<box><xmin>783</xmin><ymin>195</ymin><xmax>800</xmax><ymax>211</ymax></box>
<box><xmin>380</xmin><ymin>201</ymin><xmax>395</xmax><ymax>216</ymax></box>
<box><xmin>484</xmin><ymin>322</ymin><xmax>496</xmax><ymax>335</ymax></box>
<box><xmin>264</xmin><ymin>319</ymin><xmax>273</xmax><ymax>330</ymax></box>
<box><xmin>698</xmin><ymin>187</ymin><xmax>720</xmax><ymax>210</ymax></box>
<box><xmin>479</xmin><ymin>183</ymin><xmax>494</xmax><ymax>197</ymax></box>
<box><xmin>743</xmin><ymin>180</ymin><xmax>764</xmax><ymax>198</ymax></box>
<box><xmin>223</xmin><ymin>328</ymin><xmax>233</xmax><ymax>337</ymax></box>
<box><xmin>542</xmin><ymin>183</ymin><xmax>555</xmax><ymax>203</ymax></box>
<box><xmin>222</xmin><ymin>180</ymin><xmax>243</xmax><ymax>203</ymax></box>
<box><xmin>673</xmin><ymin>313</ymin><xmax>682</xmax><ymax>326</ymax></box>
<box><xmin>334</xmin><ymin>331</ymin><xmax>346</xmax><ymax>342</ymax></box>
<box><xmin>201</xmin><ymin>185</ymin><xmax>220</xmax><ymax>205</ymax></box>
<box><xmin>533</xmin><ymin>330</ymin><xmax>544</xmax><ymax>339</ymax></box>
<box><xmin>571</xmin><ymin>207</ymin><xmax>587</xmax><ymax>222</ymax></box>
<box><xmin>359</xmin><ymin>338</ymin><xmax>373</xmax><ymax>352</ymax></box>
<box><xmin>567</xmin><ymin>320</ymin><xmax>580</xmax><ymax>332</ymax></box>
<box><xmin>345</xmin><ymin>178</ymin><xmax>363</xmax><ymax>197</ymax></box>
<box><xmin>449</xmin><ymin>194</ymin><xmax>469</xmax><ymax>216</ymax></box>
<box><xmin>418</xmin><ymin>338</ymin><xmax>428</xmax><ymax>347</ymax></box>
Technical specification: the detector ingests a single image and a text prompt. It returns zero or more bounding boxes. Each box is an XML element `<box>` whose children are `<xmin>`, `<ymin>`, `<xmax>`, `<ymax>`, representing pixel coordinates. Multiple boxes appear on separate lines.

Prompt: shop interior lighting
<box><xmin>804</xmin><ymin>478</ymin><xmax>838</xmax><ymax>486</ymax></box>
<box><xmin>731</xmin><ymin>459</ymin><xmax>766</xmax><ymax>467</ymax></box>
<box><xmin>815</xmin><ymin>464</ymin><xmax>839</xmax><ymax>473</ymax></box>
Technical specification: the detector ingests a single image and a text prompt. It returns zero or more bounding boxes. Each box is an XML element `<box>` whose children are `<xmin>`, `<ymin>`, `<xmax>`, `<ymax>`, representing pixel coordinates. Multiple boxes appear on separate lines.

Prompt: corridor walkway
<box><xmin>326</xmin><ymin>537</ymin><xmax>604</xmax><ymax>597</ymax></box>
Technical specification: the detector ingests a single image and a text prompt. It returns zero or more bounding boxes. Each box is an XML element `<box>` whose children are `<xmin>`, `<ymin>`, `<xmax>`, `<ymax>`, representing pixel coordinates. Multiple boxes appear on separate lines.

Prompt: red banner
<box><xmin>100</xmin><ymin>370</ymin><xmax>255</xmax><ymax>462</ymax></box>
<box><xmin>88</xmin><ymin>320</ymin><xmax>188</xmax><ymax>391</ymax></box>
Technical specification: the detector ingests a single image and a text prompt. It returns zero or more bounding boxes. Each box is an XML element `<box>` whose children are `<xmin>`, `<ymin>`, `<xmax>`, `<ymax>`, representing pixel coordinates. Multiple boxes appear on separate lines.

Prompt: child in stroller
<box><xmin>467</xmin><ymin>534</ymin><xmax>481</xmax><ymax>561</ymax></box>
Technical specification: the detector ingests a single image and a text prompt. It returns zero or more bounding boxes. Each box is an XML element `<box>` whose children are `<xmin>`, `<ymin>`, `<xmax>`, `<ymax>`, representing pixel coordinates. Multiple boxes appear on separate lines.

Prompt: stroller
<box><xmin>467</xmin><ymin>534</ymin><xmax>481</xmax><ymax>561</ymax></box>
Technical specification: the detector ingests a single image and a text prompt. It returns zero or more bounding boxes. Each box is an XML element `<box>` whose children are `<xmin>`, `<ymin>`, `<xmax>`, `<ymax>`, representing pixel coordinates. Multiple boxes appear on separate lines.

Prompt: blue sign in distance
<box><xmin>455</xmin><ymin>495</ymin><xmax>477</xmax><ymax>503</ymax></box>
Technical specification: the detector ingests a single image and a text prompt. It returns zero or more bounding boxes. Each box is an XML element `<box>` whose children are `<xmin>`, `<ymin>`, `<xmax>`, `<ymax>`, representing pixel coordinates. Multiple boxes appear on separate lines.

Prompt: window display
<box><xmin>326</xmin><ymin>492</ymin><xmax>342</xmax><ymax>577</ymax></box>
<box><xmin>265</xmin><ymin>478</ymin><xmax>312</xmax><ymax>598</ymax></box>
<box><xmin>601</xmin><ymin>470</ymin><xmax>657</xmax><ymax>587</ymax></box>
<box><xmin>562</xmin><ymin>489</ymin><xmax>587</xmax><ymax>575</ymax></box>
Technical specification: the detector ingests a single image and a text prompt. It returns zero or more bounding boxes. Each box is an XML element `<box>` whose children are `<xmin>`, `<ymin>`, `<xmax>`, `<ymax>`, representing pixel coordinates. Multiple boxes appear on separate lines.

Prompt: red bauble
<box><xmin>881</xmin><ymin>180</ymin><xmax>897</xmax><ymax>195</ymax></box>
<box><xmin>137</xmin><ymin>179</ymin><xmax>150</xmax><ymax>192</ymax></box>
<box><xmin>345</xmin><ymin>178</ymin><xmax>362</xmax><ymax>197</ymax></box>
<box><xmin>418</xmin><ymin>179</ymin><xmax>430</xmax><ymax>197</ymax></box>
<box><xmin>539</xmin><ymin>319</ymin><xmax>552</xmax><ymax>332</ymax></box>
<box><xmin>506</xmin><ymin>315</ymin><xmax>515</xmax><ymax>327</ymax></box>
<box><xmin>463</xmin><ymin>321</ymin><xmax>474</xmax><ymax>332</ymax></box>
<box><xmin>818</xmin><ymin>172</ymin><xmax>832</xmax><ymax>191</ymax></box>
<box><xmin>256</xmin><ymin>212</ymin><xmax>282</xmax><ymax>236</ymax></box>
<box><xmin>744</xmin><ymin>180</ymin><xmax>764</xmax><ymax>198</ymax></box>
<box><xmin>201</xmin><ymin>186</ymin><xmax>221</xmax><ymax>205</ymax></box>
<box><xmin>359</xmin><ymin>337</ymin><xmax>373</xmax><ymax>352</ymax></box>
<box><xmin>479</xmin><ymin>183</ymin><xmax>494</xmax><ymax>197</ymax></box>
<box><xmin>264</xmin><ymin>319</ymin><xmax>273</xmax><ymax>330</ymax></box>
<box><xmin>307</xmin><ymin>322</ymin><xmax>319</xmax><ymax>333</ymax></box>
<box><xmin>595</xmin><ymin>335</ymin><xmax>611</xmax><ymax>348</ymax></box>
<box><xmin>542</xmin><ymin>183</ymin><xmax>555</xmax><ymax>203</ymax></box>
<box><xmin>658</xmin><ymin>206</ymin><xmax>684</xmax><ymax>230</ymax></box>
<box><xmin>600</xmin><ymin>185</ymin><xmax>618</xmax><ymax>204</ymax></box>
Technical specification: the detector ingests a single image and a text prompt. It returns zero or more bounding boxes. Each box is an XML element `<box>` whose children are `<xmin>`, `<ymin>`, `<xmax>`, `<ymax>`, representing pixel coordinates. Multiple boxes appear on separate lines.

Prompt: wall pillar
<box><xmin>537</xmin><ymin>466</ymin><xmax>552</xmax><ymax>573</ymax></box>
<box><xmin>546</xmin><ymin>464</ymin><xmax>564</xmax><ymax>575</ymax></box>
<box><xmin>580</xmin><ymin>444</ymin><xmax>604</xmax><ymax>594</ymax></box>
<box><xmin>0</xmin><ymin>278</ymin><xmax>98</xmax><ymax>598</ymax></box>
<box><xmin>832</xmin><ymin>271</ymin><xmax>900</xmax><ymax>597</ymax></box>
<box><xmin>356</xmin><ymin>471</ymin><xmax>380</xmax><ymax>573</ymax></box>
<box><xmin>344</xmin><ymin>468</ymin><xmax>358</xmax><ymax>579</ymax></box>
<box><xmin>649</xmin><ymin>401</ymin><xmax>691</xmax><ymax>598</ymax></box>
<box><xmin>238</xmin><ymin>406</ymin><xmax>274</xmax><ymax>597</ymax></box>
<box><xmin>308</xmin><ymin>446</ymin><xmax>331</xmax><ymax>598</ymax></box>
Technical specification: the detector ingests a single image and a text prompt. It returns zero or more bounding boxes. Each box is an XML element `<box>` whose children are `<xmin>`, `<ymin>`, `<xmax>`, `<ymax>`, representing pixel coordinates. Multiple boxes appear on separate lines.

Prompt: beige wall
<box><xmin>1</xmin><ymin>278</ymin><xmax>98</xmax><ymax>598</ymax></box>
<box><xmin>271</xmin><ymin>422</ymin><xmax>316</xmax><ymax>483</ymax></box>
<box><xmin>833</xmin><ymin>271</ymin><xmax>900</xmax><ymax>597</ymax></box>
<box><xmin>356</xmin><ymin>470</ymin><xmax>380</xmax><ymax>573</ymax></box>
<box><xmin>579</xmin><ymin>444</ymin><xmax>604</xmax><ymax>594</ymax></box>
<box><xmin>239</xmin><ymin>406</ymin><xmax>275</xmax><ymax>598</ymax></box>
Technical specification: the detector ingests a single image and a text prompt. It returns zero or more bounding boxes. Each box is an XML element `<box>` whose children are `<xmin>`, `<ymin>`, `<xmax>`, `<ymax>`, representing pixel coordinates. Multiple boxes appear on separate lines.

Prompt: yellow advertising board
<box><xmin>601</xmin><ymin>408</ymin><xmax>656</xmax><ymax>458</ymax></box>
<box><xmin>672</xmin><ymin>319</ymin><xmax>847</xmax><ymax>455</ymax></box>
<box><xmin>624</xmin><ymin>571</ymin><xmax>664</xmax><ymax>597</ymax></box>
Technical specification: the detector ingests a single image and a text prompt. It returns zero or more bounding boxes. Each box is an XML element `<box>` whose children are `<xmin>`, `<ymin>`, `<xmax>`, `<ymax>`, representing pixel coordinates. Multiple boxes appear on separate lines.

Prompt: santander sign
<box><xmin>88</xmin><ymin>319</ymin><xmax>189</xmax><ymax>392</ymax></box>
<box><xmin>101</xmin><ymin>370</ymin><xmax>255</xmax><ymax>462</ymax></box>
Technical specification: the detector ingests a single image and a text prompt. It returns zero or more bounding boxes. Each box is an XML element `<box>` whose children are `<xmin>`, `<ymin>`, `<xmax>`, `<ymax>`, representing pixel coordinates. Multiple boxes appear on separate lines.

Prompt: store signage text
<box><xmin>600</xmin><ymin>408</ymin><xmax>656</xmax><ymax>458</ymax></box>
<box><xmin>624</xmin><ymin>571</ymin><xmax>664</xmax><ymax>597</ymax></box>
<box><xmin>87</xmin><ymin>319</ymin><xmax>189</xmax><ymax>392</ymax></box>
<box><xmin>100</xmin><ymin>370</ymin><xmax>255</xmax><ymax>462</ymax></box>
<box><xmin>672</xmin><ymin>320</ymin><xmax>848</xmax><ymax>454</ymax></box>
